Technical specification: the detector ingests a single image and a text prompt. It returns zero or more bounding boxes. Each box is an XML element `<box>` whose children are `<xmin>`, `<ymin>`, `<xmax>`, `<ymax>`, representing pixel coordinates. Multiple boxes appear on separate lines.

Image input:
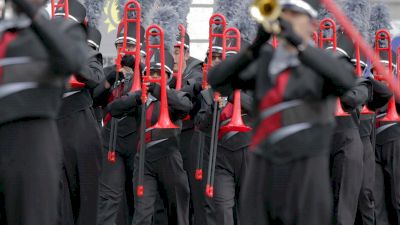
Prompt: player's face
<box><xmin>116</xmin><ymin>43</ymin><xmax>136</xmax><ymax>56</ymax></box>
<box><xmin>211</xmin><ymin>52</ymin><xmax>223</xmax><ymax>67</ymax></box>
<box><xmin>150</xmin><ymin>70</ymin><xmax>161</xmax><ymax>78</ymax></box>
<box><xmin>281</xmin><ymin>9</ymin><xmax>314</xmax><ymax>43</ymax></box>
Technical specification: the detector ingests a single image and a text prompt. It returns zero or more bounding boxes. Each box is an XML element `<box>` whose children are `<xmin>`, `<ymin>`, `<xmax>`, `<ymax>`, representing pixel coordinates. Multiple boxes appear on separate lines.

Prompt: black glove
<box><xmin>148</xmin><ymin>83</ymin><xmax>161</xmax><ymax>99</ymax></box>
<box><xmin>12</xmin><ymin>0</ymin><xmax>40</xmax><ymax>18</ymax></box>
<box><xmin>121</xmin><ymin>55</ymin><xmax>135</xmax><ymax>68</ymax></box>
<box><xmin>228</xmin><ymin>91</ymin><xmax>235</xmax><ymax>103</ymax></box>
<box><xmin>169</xmin><ymin>76</ymin><xmax>178</xmax><ymax>89</ymax></box>
<box><xmin>200</xmin><ymin>88</ymin><xmax>215</xmax><ymax>106</ymax></box>
<box><xmin>193</xmin><ymin>82</ymin><xmax>203</xmax><ymax>96</ymax></box>
<box><xmin>107</xmin><ymin>91</ymin><xmax>142</xmax><ymax>117</ymax></box>
<box><xmin>279</xmin><ymin>18</ymin><xmax>304</xmax><ymax>49</ymax></box>
<box><xmin>249</xmin><ymin>25</ymin><xmax>272</xmax><ymax>57</ymax></box>
<box><xmin>106</xmin><ymin>71</ymin><xmax>123</xmax><ymax>85</ymax></box>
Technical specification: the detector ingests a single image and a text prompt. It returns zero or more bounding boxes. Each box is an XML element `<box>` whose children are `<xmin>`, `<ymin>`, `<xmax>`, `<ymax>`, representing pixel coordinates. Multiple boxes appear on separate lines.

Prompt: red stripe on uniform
<box><xmin>103</xmin><ymin>82</ymin><xmax>125</xmax><ymax>125</ymax></box>
<box><xmin>250</xmin><ymin>70</ymin><xmax>291</xmax><ymax>149</ymax></box>
<box><xmin>220</xmin><ymin>102</ymin><xmax>233</xmax><ymax>122</ymax></box>
<box><xmin>145</xmin><ymin>103</ymin><xmax>155</xmax><ymax>143</ymax></box>
<box><xmin>0</xmin><ymin>32</ymin><xmax>18</xmax><ymax>83</ymax></box>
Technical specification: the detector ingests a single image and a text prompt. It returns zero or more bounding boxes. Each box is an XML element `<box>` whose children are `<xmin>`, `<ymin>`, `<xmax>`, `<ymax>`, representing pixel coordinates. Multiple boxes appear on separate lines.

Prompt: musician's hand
<box><xmin>106</xmin><ymin>71</ymin><xmax>119</xmax><ymax>85</ymax></box>
<box><xmin>218</xmin><ymin>96</ymin><xmax>228</xmax><ymax>108</ymax></box>
<box><xmin>121</xmin><ymin>67</ymin><xmax>133</xmax><ymax>77</ymax></box>
<box><xmin>193</xmin><ymin>82</ymin><xmax>203</xmax><ymax>96</ymax></box>
<box><xmin>279</xmin><ymin>18</ymin><xmax>305</xmax><ymax>50</ymax></box>
<box><xmin>169</xmin><ymin>76</ymin><xmax>177</xmax><ymax>89</ymax></box>
<box><xmin>148</xmin><ymin>83</ymin><xmax>161</xmax><ymax>99</ymax></box>
<box><xmin>104</xmin><ymin>81</ymin><xmax>111</xmax><ymax>89</ymax></box>
<box><xmin>253</xmin><ymin>25</ymin><xmax>272</xmax><ymax>48</ymax></box>
<box><xmin>12</xmin><ymin>0</ymin><xmax>40</xmax><ymax>19</ymax></box>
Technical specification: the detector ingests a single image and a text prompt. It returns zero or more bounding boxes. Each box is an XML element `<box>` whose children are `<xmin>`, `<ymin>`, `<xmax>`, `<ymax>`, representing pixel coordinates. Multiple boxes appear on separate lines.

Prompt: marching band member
<box><xmin>327</xmin><ymin>34</ymin><xmax>370</xmax><ymax>225</ymax></box>
<box><xmin>208</xmin><ymin>0</ymin><xmax>357</xmax><ymax>224</ymax></box>
<box><xmin>370</xmin><ymin>5</ymin><xmax>400</xmax><ymax>222</ymax></box>
<box><xmin>197</xmin><ymin>4</ymin><xmax>257</xmax><ymax>224</ymax></box>
<box><xmin>54</xmin><ymin>1</ymin><xmax>104</xmax><ymax>224</ymax></box>
<box><xmin>130</xmin><ymin>2</ymin><xmax>191</xmax><ymax>224</ymax></box>
<box><xmin>358</xmin><ymin>67</ymin><xmax>392</xmax><ymax>225</ymax></box>
<box><xmin>172</xmin><ymin>30</ymin><xmax>205</xmax><ymax>225</ymax></box>
<box><xmin>95</xmin><ymin>21</ymin><xmax>144</xmax><ymax>225</ymax></box>
<box><xmin>0</xmin><ymin>0</ymin><xmax>87</xmax><ymax>223</ymax></box>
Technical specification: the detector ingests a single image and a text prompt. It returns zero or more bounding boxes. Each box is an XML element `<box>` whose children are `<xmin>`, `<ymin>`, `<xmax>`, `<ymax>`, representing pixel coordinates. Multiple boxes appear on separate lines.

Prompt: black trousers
<box><xmin>97</xmin><ymin>145</ymin><xmax>135</xmax><ymax>225</ymax></box>
<box><xmin>240</xmin><ymin>153</ymin><xmax>332</xmax><ymax>225</ymax></box>
<box><xmin>355</xmin><ymin>136</ymin><xmax>375</xmax><ymax>225</ymax></box>
<box><xmin>375</xmin><ymin>137</ymin><xmax>400</xmax><ymax>225</ymax></box>
<box><xmin>204</xmin><ymin>147</ymin><xmax>248</xmax><ymax>225</ymax></box>
<box><xmin>182</xmin><ymin>130</ymin><xmax>207</xmax><ymax>225</ymax></box>
<box><xmin>330</xmin><ymin>129</ymin><xmax>363</xmax><ymax>225</ymax></box>
<box><xmin>0</xmin><ymin>118</ymin><xmax>63</xmax><ymax>225</ymax></box>
<box><xmin>97</xmin><ymin>126</ymin><xmax>136</xmax><ymax>225</ymax></box>
<box><xmin>57</xmin><ymin>108</ymin><xmax>102</xmax><ymax>225</ymax></box>
<box><xmin>132</xmin><ymin>150</ymin><xmax>190</xmax><ymax>225</ymax></box>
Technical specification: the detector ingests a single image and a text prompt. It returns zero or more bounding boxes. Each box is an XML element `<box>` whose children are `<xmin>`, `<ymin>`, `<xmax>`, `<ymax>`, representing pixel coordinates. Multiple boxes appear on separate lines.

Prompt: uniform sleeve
<box><xmin>207</xmin><ymin>49</ymin><xmax>258</xmax><ymax>93</ymax></box>
<box><xmin>298</xmin><ymin>46</ymin><xmax>356</xmax><ymax>96</ymax></box>
<box><xmin>167</xmin><ymin>89</ymin><xmax>193</xmax><ymax>120</ymax></box>
<box><xmin>76</xmin><ymin>50</ymin><xmax>105</xmax><ymax>89</ymax></box>
<box><xmin>238</xmin><ymin>90</ymin><xmax>254</xmax><ymax>113</ymax></box>
<box><xmin>106</xmin><ymin>91</ymin><xmax>141</xmax><ymax>117</ymax></box>
<box><xmin>30</xmin><ymin>17</ymin><xmax>87</xmax><ymax>75</ymax></box>
<box><xmin>93</xmin><ymin>68</ymin><xmax>123</xmax><ymax>107</ymax></box>
<box><xmin>181</xmin><ymin>78</ymin><xmax>202</xmax><ymax>99</ymax></box>
<box><xmin>194</xmin><ymin>89</ymin><xmax>215</xmax><ymax>132</ymax></box>
<box><xmin>367</xmin><ymin>79</ymin><xmax>393</xmax><ymax>110</ymax></box>
<box><xmin>341</xmin><ymin>78</ymin><xmax>371</xmax><ymax>110</ymax></box>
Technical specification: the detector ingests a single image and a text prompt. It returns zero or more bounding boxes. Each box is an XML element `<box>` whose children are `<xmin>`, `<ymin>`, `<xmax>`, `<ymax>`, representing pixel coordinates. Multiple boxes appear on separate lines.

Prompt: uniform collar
<box><xmin>269</xmin><ymin>44</ymin><xmax>300</xmax><ymax>77</ymax></box>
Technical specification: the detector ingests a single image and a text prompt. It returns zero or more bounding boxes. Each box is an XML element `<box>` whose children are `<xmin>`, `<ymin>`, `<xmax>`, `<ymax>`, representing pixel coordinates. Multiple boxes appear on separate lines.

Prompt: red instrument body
<box><xmin>319</xmin><ymin>18</ymin><xmax>337</xmax><ymax>49</ymax></box>
<box><xmin>374</xmin><ymin>30</ymin><xmax>400</xmax><ymax>122</ymax></box>
<box><xmin>174</xmin><ymin>24</ymin><xmax>186</xmax><ymax>91</ymax></box>
<box><xmin>143</xmin><ymin>25</ymin><xmax>179</xmax><ymax>130</ymax></box>
<box><xmin>123</xmin><ymin>0</ymin><xmax>143</xmax><ymax>93</ymax></box>
<box><xmin>204</xmin><ymin>14</ymin><xmax>226</xmax><ymax>196</ymax></box>
<box><xmin>218</xmin><ymin>27</ymin><xmax>252</xmax><ymax>138</ymax></box>
<box><xmin>319</xmin><ymin>18</ymin><xmax>348</xmax><ymax>116</ymax></box>
<box><xmin>206</xmin><ymin>14</ymin><xmax>227</xmax><ymax>71</ymax></box>
<box><xmin>107</xmin><ymin>0</ymin><xmax>143</xmax><ymax>163</ymax></box>
<box><xmin>136</xmin><ymin>24</ymin><xmax>181</xmax><ymax>196</ymax></box>
<box><xmin>321</xmin><ymin>0</ymin><xmax>400</xmax><ymax>98</ymax></box>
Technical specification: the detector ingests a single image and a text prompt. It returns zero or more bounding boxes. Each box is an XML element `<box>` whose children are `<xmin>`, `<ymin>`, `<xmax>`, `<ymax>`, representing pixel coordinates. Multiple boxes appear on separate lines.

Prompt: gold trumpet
<box><xmin>250</xmin><ymin>0</ymin><xmax>282</xmax><ymax>33</ymax></box>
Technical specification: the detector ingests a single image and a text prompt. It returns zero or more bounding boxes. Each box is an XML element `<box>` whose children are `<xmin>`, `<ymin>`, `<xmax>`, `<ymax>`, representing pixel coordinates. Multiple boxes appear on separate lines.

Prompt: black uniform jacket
<box><xmin>375</xmin><ymin>85</ymin><xmax>400</xmax><ymax>145</ymax></box>
<box><xmin>58</xmin><ymin>48</ymin><xmax>105</xmax><ymax>118</ymax></box>
<box><xmin>335</xmin><ymin>77</ymin><xmax>371</xmax><ymax>131</ymax></box>
<box><xmin>359</xmin><ymin>79</ymin><xmax>392</xmax><ymax>140</ymax></box>
<box><xmin>94</xmin><ymin>66</ymin><xmax>138</xmax><ymax>143</ymax></box>
<box><xmin>208</xmin><ymin>44</ymin><xmax>356</xmax><ymax>163</ymax></box>
<box><xmin>0</xmin><ymin>15</ymin><xmax>87</xmax><ymax>125</ymax></box>
<box><xmin>106</xmin><ymin>85</ymin><xmax>192</xmax><ymax>161</ymax></box>
<box><xmin>179</xmin><ymin>58</ymin><xmax>203</xmax><ymax>132</ymax></box>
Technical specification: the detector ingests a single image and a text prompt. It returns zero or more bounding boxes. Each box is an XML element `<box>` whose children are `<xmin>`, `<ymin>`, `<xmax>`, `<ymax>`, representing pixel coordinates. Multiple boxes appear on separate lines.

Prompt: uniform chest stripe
<box><xmin>251</xmin><ymin>70</ymin><xmax>291</xmax><ymax>149</ymax></box>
